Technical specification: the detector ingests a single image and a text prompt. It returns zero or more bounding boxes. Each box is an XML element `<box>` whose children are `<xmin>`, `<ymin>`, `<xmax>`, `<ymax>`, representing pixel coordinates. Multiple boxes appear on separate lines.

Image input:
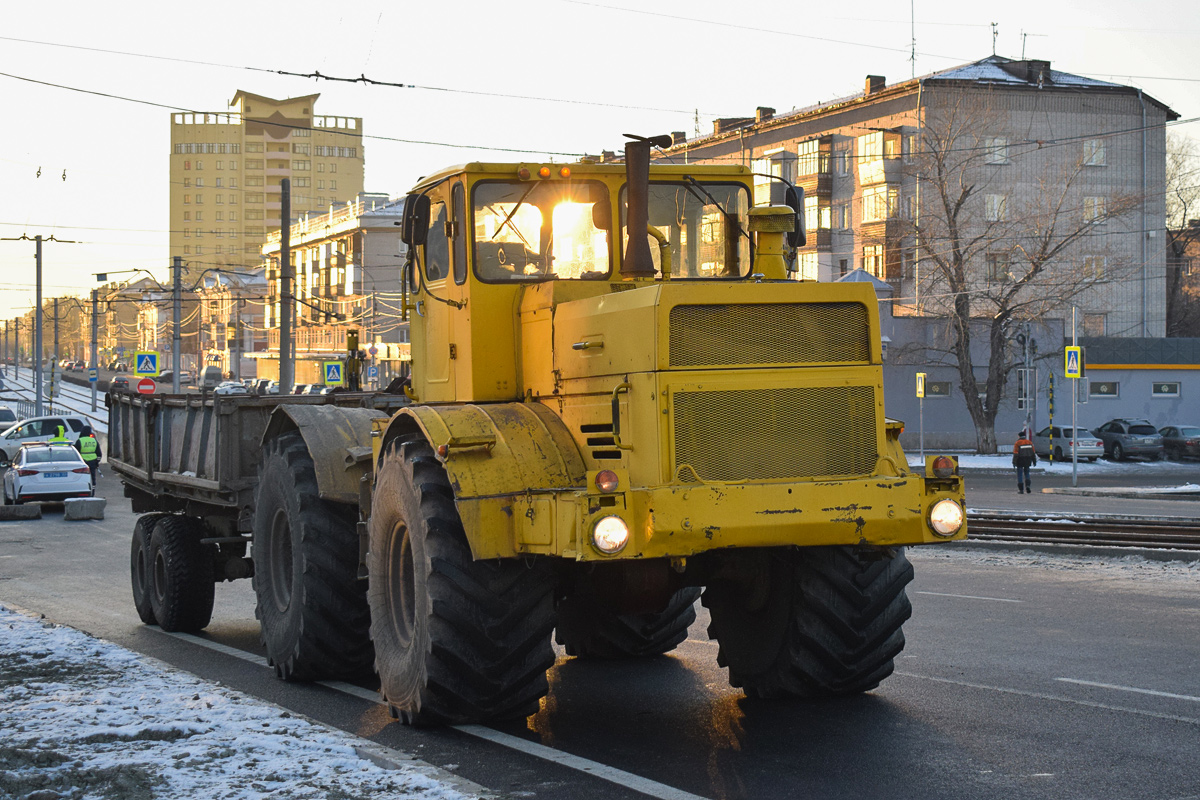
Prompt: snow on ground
<box><xmin>908</xmin><ymin>451</ymin><xmax>1199</xmax><ymax>478</ymax></box>
<box><xmin>0</xmin><ymin>371</ymin><xmax>107</xmax><ymax>434</ymax></box>
<box><xmin>0</xmin><ymin>605</ymin><xmax>479</xmax><ymax>800</ymax></box>
<box><xmin>908</xmin><ymin>544</ymin><xmax>1200</xmax><ymax>583</ymax></box>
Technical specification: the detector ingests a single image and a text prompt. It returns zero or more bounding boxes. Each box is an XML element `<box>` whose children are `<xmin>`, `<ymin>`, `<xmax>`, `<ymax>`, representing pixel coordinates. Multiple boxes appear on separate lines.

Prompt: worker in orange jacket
<box><xmin>1013</xmin><ymin>430</ymin><xmax>1037</xmax><ymax>494</ymax></box>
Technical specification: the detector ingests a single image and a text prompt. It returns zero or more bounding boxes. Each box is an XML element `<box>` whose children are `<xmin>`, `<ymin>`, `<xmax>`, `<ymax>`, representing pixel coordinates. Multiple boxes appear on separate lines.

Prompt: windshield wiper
<box><xmin>682</xmin><ymin>175</ymin><xmax>750</xmax><ymax>243</ymax></box>
<box><xmin>490</xmin><ymin>184</ymin><xmax>538</xmax><ymax>252</ymax></box>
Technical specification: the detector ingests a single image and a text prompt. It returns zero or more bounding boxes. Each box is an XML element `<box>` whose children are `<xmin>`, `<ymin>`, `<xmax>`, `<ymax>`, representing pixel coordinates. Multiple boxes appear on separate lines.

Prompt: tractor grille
<box><xmin>668</xmin><ymin>303</ymin><xmax>871</xmax><ymax>368</ymax></box>
<box><xmin>672</xmin><ymin>385</ymin><xmax>878</xmax><ymax>482</ymax></box>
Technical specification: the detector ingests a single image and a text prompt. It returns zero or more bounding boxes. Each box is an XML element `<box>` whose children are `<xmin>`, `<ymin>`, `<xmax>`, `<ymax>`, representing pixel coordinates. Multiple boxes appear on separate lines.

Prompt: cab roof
<box><xmin>411</xmin><ymin>161</ymin><xmax>752</xmax><ymax>193</ymax></box>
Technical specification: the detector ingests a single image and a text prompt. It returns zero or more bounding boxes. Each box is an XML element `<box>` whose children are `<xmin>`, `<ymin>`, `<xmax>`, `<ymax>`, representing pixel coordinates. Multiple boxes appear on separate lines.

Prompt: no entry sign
<box><xmin>137</xmin><ymin>377</ymin><xmax>156</xmax><ymax>395</ymax></box>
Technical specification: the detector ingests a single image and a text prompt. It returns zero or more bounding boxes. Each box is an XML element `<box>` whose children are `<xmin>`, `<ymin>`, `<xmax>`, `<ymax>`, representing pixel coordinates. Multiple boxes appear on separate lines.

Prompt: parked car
<box><xmin>253</xmin><ymin>379</ymin><xmax>272</xmax><ymax>395</ymax></box>
<box><xmin>263</xmin><ymin>381</ymin><xmax>281</xmax><ymax>395</ymax></box>
<box><xmin>1159</xmin><ymin>424</ymin><xmax>1200</xmax><ymax>461</ymax></box>
<box><xmin>212</xmin><ymin>381</ymin><xmax>250</xmax><ymax>396</ymax></box>
<box><xmin>0</xmin><ymin>407</ymin><xmax>18</xmax><ymax>428</ymax></box>
<box><xmin>201</xmin><ymin>366</ymin><xmax>225</xmax><ymax>390</ymax></box>
<box><xmin>72</xmin><ymin>360</ymin><xmax>86</xmax><ymax>371</ymax></box>
<box><xmin>1032</xmin><ymin>426</ymin><xmax>1103</xmax><ymax>462</ymax></box>
<box><xmin>2</xmin><ymin>443</ymin><xmax>93</xmax><ymax>504</ymax></box>
<box><xmin>108</xmin><ymin>361</ymin><xmax>129</xmax><ymax>372</ymax></box>
<box><xmin>292</xmin><ymin>384</ymin><xmax>311</xmax><ymax>395</ymax></box>
<box><xmin>109</xmin><ymin>375</ymin><xmax>131</xmax><ymax>392</ymax></box>
<box><xmin>305</xmin><ymin>384</ymin><xmax>326</xmax><ymax>395</ymax></box>
<box><xmin>0</xmin><ymin>416</ymin><xmax>87</xmax><ymax>465</ymax></box>
<box><xmin>1093</xmin><ymin>418</ymin><xmax>1165</xmax><ymax>461</ymax></box>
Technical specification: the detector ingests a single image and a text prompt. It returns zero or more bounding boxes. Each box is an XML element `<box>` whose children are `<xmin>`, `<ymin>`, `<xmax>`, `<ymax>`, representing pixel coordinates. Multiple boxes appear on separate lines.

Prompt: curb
<box><xmin>1041</xmin><ymin>488</ymin><xmax>1200</xmax><ymax>500</ymax></box>
<box><xmin>943</xmin><ymin>538</ymin><xmax>1200</xmax><ymax>563</ymax></box>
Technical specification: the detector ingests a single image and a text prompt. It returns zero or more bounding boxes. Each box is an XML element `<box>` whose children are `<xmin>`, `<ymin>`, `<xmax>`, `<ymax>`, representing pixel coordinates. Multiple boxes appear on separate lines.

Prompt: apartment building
<box><xmin>197</xmin><ymin>270</ymin><xmax>268</xmax><ymax>380</ymax></box>
<box><xmin>660</xmin><ymin>55</ymin><xmax>1177</xmax><ymax>338</ymax></box>
<box><xmin>169</xmin><ymin>91</ymin><xmax>364</xmax><ymax>281</ymax></box>
<box><xmin>259</xmin><ymin>195</ymin><xmax>409</xmax><ymax>384</ymax></box>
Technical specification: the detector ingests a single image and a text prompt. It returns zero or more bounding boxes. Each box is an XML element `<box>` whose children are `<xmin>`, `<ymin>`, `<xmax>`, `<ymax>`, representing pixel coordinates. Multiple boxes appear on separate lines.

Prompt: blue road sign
<box><xmin>133</xmin><ymin>351</ymin><xmax>160</xmax><ymax>377</ymax></box>
<box><xmin>366</xmin><ymin>364</ymin><xmax>379</xmax><ymax>379</ymax></box>
<box><xmin>368</xmin><ymin>345</ymin><xmax>378</xmax><ymax>357</ymax></box>
<box><xmin>323</xmin><ymin>361</ymin><xmax>344</xmax><ymax>386</ymax></box>
<box><xmin>88</xmin><ymin>368</ymin><xmax>98</xmax><ymax>382</ymax></box>
<box><xmin>1064</xmin><ymin>346</ymin><xmax>1082</xmax><ymax>379</ymax></box>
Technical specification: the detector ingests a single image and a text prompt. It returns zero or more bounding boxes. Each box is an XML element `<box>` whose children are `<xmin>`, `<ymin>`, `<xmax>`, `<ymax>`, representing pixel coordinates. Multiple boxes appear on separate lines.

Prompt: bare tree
<box><xmin>902</xmin><ymin>88</ymin><xmax>1142</xmax><ymax>453</ymax></box>
<box><xmin>1166</xmin><ymin>133</ymin><xmax>1200</xmax><ymax>337</ymax></box>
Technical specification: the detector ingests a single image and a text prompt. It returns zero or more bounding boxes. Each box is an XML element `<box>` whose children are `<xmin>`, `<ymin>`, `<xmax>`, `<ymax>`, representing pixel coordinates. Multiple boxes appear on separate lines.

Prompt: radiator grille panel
<box><xmin>669</xmin><ymin>303</ymin><xmax>871</xmax><ymax>368</ymax></box>
<box><xmin>672</xmin><ymin>386</ymin><xmax>877</xmax><ymax>482</ymax></box>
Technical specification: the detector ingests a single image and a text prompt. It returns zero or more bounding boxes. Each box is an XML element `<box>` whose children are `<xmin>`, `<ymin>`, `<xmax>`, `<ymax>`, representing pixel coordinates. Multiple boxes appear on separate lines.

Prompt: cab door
<box><xmin>414</xmin><ymin>185</ymin><xmax>467</xmax><ymax>402</ymax></box>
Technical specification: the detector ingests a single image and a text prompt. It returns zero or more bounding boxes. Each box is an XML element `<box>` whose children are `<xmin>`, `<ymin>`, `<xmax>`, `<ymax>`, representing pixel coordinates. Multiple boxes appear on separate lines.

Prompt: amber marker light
<box><xmin>436</xmin><ymin>444</ymin><xmax>449</xmax><ymax>458</ymax></box>
<box><xmin>518</xmin><ymin>167</ymin><xmax>531</xmax><ymax>180</ymax></box>
<box><xmin>592</xmin><ymin>515</ymin><xmax>630</xmax><ymax>554</ymax></box>
<box><xmin>538</xmin><ymin>166</ymin><xmax>552</xmax><ymax>178</ymax></box>
<box><xmin>558</xmin><ymin>166</ymin><xmax>571</xmax><ymax>178</ymax></box>
<box><xmin>929</xmin><ymin>499</ymin><xmax>964</xmax><ymax>537</ymax></box>
<box><xmin>595</xmin><ymin>470</ymin><xmax>619</xmax><ymax>493</ymax></box>
<box><xmin>931</xmin><ymin>455</ymin><xmax>957</xmax><ymax>478</ymax></box>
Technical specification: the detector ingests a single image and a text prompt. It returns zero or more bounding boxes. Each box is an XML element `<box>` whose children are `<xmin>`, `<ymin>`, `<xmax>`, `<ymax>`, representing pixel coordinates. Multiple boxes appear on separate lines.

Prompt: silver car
<box><xmin>1094</xmin><ymin>418</ymin><xmax>1165</xmax><ymax>461</ymax></box>
<box><xmin>1032</xmin><ymin>426</ymin><xmax>1104</xmax><ymax>462</ymax></box>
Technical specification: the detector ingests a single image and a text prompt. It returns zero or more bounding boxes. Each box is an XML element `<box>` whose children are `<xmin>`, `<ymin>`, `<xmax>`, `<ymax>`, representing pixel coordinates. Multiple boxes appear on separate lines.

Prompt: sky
<box><xmin>2</xmin><ymin>0</ymin><xmax>1198</xmax><ymax>319</ymax></box>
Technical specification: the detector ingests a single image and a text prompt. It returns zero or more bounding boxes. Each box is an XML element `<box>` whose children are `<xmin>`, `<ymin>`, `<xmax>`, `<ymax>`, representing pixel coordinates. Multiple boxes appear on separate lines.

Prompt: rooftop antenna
<box><xmin>910</xmin><ymin>0</ymin><xmax>916</xmax><ymax>79</ymax></box>
<box><xmin>1020</xmin><ymin>31</ymin><xmax>1047</xmax><ymax>59</ymax></box>
<box><xmin>991</xmin><ymin>22</ymin><xmax>998</xmax><ymax>56</ymax></box>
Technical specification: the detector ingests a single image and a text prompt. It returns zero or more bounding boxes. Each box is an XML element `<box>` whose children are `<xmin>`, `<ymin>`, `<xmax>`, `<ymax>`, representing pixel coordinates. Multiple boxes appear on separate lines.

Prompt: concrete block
<box><xmin>63</xmin><ymin>497</ymin><xmax>106</xmax><ymax>521</ymax></box>
<box><xmin>0</xmin><ymin>504</ymin><xmax>42</xmax><ymax>520</ymax></box>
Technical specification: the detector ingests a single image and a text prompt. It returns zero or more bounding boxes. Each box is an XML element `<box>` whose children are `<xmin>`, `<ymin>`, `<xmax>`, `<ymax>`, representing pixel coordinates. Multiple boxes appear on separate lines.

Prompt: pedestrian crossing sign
<box><xmin>323</xmin><ymin>361</ymin><xmax>344</xmax><ymax>386</ymax></box>
<box><xmin>1064</xmin><ymin>346</ymin><xmax>1082</xmax><ymax>379</ymax></box>
<box><xmin>133</xmin><ymin>351</ymin><xmax>159</xmax><ymax>377</ymax></box>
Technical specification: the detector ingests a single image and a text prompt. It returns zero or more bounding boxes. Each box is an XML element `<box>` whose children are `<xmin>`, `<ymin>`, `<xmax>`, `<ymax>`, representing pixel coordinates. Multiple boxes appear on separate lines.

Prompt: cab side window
<box><xmin>425</xmin><ymin>201</ymin><xmax>449</xmax><ymax>282</ymax></box>
<box><xmin>452</xmin><ymin>183</ymin><xmax>467</xmax><ymax>285</ymax></box>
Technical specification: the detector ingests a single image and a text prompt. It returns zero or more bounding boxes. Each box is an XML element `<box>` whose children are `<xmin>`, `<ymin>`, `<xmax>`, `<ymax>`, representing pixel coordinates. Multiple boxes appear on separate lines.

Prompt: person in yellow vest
<box><xmin>73</xmin><ymin>425</ymin><xmax>103</xmax><ymax>484</ymax></box>
<box><xmin>48</xmin><ymin>425</ymin><xmax>71</xmax><ymax>445</ymax></box>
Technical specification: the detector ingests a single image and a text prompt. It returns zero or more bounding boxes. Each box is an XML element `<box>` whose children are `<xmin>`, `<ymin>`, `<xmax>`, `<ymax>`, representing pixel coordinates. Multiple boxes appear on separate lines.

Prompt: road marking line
<box><xmin>1055</xmin><ymin>678</ymin><xmax>1200</xmax><ymax>703</ymax></box>
<box><xmin>163</xmin><ymin>629</ymin><xmax>712</xmax><ymax>800</ymax></box>
<box><xmin>915</xmin><ymin>590</ymin><xmax>1022</xmax><ymax>603</ymax></box>
<box><xmin>895</xmin><ymin>671</ymin><xmax>1200</xmax><ymax>726</ymax></box>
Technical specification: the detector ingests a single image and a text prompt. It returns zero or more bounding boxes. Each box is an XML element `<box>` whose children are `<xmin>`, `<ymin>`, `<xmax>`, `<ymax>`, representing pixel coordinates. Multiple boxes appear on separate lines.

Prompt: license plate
<box><xmin>44</xmin><ymin>472</ymin><xmax>67</xmax><ymax>478</ymax></box>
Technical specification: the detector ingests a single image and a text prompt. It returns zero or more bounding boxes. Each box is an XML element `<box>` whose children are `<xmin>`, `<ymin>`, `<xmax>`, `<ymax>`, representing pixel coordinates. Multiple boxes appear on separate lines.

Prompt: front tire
<box><xmin>703</xmin><ymin>546</ymin><xmax>913</xmax><ymax>698</ymax></box>
<box><xmin>148</xmin><ymin>515</ymin><xmax>215</xmax><ymax>632</ymax></box>
<box><xmin>1053</xmin><ymin>447</ymin><xmax>1063</xmax><ymax>461</ymax></box>
<box><xmin>368</xmin><ymin>436</ymin><xmax>556</xmax><ymax>725</ymax></box>
<box><xmin>252</xmin><ymin>432</ymin><xmax>372</xmax><ymax>681</ymax></box>
<box><xmin>556</xmin><ymin>587</ymin><xmax>701</xmax><ymax>659</ymax></box>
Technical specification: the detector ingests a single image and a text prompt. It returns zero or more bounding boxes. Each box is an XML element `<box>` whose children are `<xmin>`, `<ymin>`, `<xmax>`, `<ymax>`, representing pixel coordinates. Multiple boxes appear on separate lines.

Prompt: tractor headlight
<box><xmin>591</xmin><ymin>515</ymin><xmax>630</xmax><ymax>554</ymax></box>
<box><xmin>929</xmin><ymin>499</ymin><xmax>965</xmax><ymax>537</ymax></box>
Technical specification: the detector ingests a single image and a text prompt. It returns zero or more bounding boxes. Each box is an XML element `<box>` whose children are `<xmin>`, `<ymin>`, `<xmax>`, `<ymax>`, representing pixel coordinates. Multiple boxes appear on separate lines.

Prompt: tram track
<box><xmin>967</xmin><ymin>510</ymin><xmax>1200</xmax><ymax>551</ymax></box>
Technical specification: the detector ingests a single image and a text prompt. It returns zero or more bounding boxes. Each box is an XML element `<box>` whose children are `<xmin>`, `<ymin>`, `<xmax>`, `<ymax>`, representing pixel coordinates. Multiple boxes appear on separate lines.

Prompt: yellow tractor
<box><xmin>364</xmin><ymin>135</ymin><xmax>967</xmax><ymax>724</ymax></box>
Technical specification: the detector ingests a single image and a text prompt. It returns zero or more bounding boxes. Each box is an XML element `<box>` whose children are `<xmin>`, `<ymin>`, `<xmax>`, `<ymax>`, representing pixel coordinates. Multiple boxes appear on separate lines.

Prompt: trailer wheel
<box><xmin>253</xmin><ymin>432</ymin><xmax>373</xmax><ymax>682</ymax></box>
<box><xmin>368</xmin><ymin>435</ymin><xmax>556</xmax><ymax>725</ymax></box>
<box><xmin>703</xmin><ymin>546</ymin><xmax>913</xmax><ymax>698</ymax></box>
<box><xmin>148</xmin><ymin>515</ymin><xmax>215</xmax><ymax>633</ymax></box>
<box><xmin>555</xmin><ymin>587</ymin><xmax>701</xmax><ymax>659</ymax></box>
<box><xmin>130</xmin><ymin>513</ymin><xmax>168</xmax><ymax>624</ymax></box>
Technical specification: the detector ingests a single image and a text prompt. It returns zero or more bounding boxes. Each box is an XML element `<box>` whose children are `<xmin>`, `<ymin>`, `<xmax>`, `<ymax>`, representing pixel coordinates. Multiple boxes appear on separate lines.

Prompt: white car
<box><xmin>3</xmin><ymin>443</ymin><xmax>93</xmax><ymax>504</ymax></box>
<box><xmin>212</xmin><ymin>381</ymin><xmax>250</xmax><ymax>396</ymax></box>
<box><xmin>0</xmin><ymin>415</ymin><xmax>87</xmax><ymax>464</ymax></box>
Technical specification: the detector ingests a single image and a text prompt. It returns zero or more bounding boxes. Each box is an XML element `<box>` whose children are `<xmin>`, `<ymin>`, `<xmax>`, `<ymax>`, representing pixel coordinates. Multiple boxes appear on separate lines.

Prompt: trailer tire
<box><xmin>148</xmin><ymin>515</ymin><xmax>215</xmax><ymax>633</ymax></box>
<box><xmin>703</xmin><ymin>546</ymin><xmax>913</xmax><ymax>698</ymax></box>
<box><xmin>253</xmin><ymin>432</ymin><xmax>373</xmax><ymax>682</ymax></box>
<box><xmin>555</xmin><ymin>587</ymin><xmax>701</xmax><ymax>659</ymax></box>
<box><xmin>130</xmin><ymin>513</ymin><xmax>168</xmax><ymax>624</ymax></box>
<box><xmin>368</xmin><ymin>436</ymin><xmax>556</xmax><ymax>725</ymax></box>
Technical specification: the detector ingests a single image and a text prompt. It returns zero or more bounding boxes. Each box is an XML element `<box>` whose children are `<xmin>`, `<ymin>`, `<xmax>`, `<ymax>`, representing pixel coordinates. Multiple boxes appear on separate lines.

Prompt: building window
<box><xmin>317</xmin><ymin>163</ymin><xmax>325</xmax><ymax>173</ymax></box>
<box><xmin>293</xmin><ymin>144</ymin><xmax>311</xmax><ymax>155</ymax></box>
<box><xmin>834</xmin><ymin>203</ymin><xmax>850</xmax><ymax>229</ymax></box>
<box><xmin>1083</xmin><ymin>255</ymin><xmax>1107</xmax><ymax>281</ymax></box>
<box><xmin>986</xmin><ymin>252</ymin><xmax>1013</xmax><ymax>284</ymax></box>
<box><xmin>195</xmin><ymin>211</ymin><xmax>202</xmax><ymax>221</ymax></box>
<box><xmin>862</xmin><ymin>186</ymin><xmax>898</xmax><ymax>222</ymax></box>
<box><xmin>294</xmin><ymin>177</ymin><xmax>311</xmax><ymax>188</ymax></box>
<box><xmin>246</xmin><ymin>176</ymin><xmax>264</xmax><ymax>187</ymax></box>
<box><xmin>1152</xmin><ymin>382</ymin><xmax>1180</xmax><ymax>397</ymax></box>
<box><xmin>229</xmin><ymin>160</ymin><xmax>238</xmax><ymax>170</ymax></box>
<box><xmin>184</xmin><ymin>246</ymin><xmax>191</xmax><ymax>255</ymax></box>
<box><xmin>317</xmin><ymin>180</ymin><xmax>325</xmax><ymax>190</ymax></box>
<box><xmin>246</xmin><ymin>193</ymin><xmax>263</xmax><ymax>203</ymax></box>
<box><xmin>797</xmin><ymin>140</ymin><xmax>820</xmax><ymax>175</ymax></box>
<box><xmin>246</xmin><ymin>143</ymin><xmax>264</xmax><ymax>153</ymax></box>
<box><xmin>229</xmin><ymin>178</ymin><xmax>237</xmax><ymax>189</ymax></box>
<box><xmin>183</xmin><ymin>229</ymin><xmax>190</xmax><ymax>238</ymax></box>
<box><xmin>184</xmin><ymin>161</ymin><xmax>190</xmax><ymax>170</ymax></box>
<box><xmin>1090</xmin><ymin>381</ymin><xmax>1119</xmax><ymax>398</ymax></box>
<box><xmin>195</xmin><ymin>194</ymin><xmax>203</xmax><ymax>204</ymax></box>
<box><xmin>902</xmin><ymin>249</ymin><xmax>917</xmax><ymax>279</ymax></box>
<box><xmin>195</xmin><ymin>178</ymin><xmax>204</xmax><ymax>188</ymax></box>
<box><xmin>195</xmin><ymin>246</ymin><xmax>203</xmax><ymax>255</ymax></box>
<box><xmin>1084</xmin><ymin>139</ymin><xmax>1106</xmax><ymax>166</ymax></box>
<box><xmin>215</xmin><ymin>178</ymin><xmax>223</xmax><ymax>188</ymax></box>
<box><xmin>216</xmin><ymin>161</ymin><xmax>223</xmax><ymax>170</ymax></box>
<box><xmin>293</xmin><ymin>160</ymin><xmax>311</xmax><ymax>171</ymax></box>
<box><xmin>984</xmin><ymin>137</ymin><xmax>1009</xmax><ymax>164</ymax></box>
<box><xmin>216</xmin><ymin>194</ymin><xmax>223</xmax><ymax>204</ymax></box>
<box><xmin>245</xmin><ymin>159</ymin><xmax>264</xmax><ymax>170</ymax></box>
<box><xmin>925</xmin><ymin>381</ymin><xmax>951</xmax><ymax>397</ymax></box>
<box><xmin>838</xmin><ymin>258</ymin><xmax>848</xmax><ymax>276</ymax></box>
<box><xmin>216</xmin><ymin>211</ymin><xmax>224</xmax><ymax>221</ymax></box>
<box><xmin>183</xmin><ymin>194</ymin><xmax>190</xmax><ymax>204</ymax></box>
<box><xmin>228</xmin><ymin>211</ymin><xmax>238</xmax><ymax>221</ymax></box>
<box><xmin>1082</xmin><ymin>313</ymin><xmax>1106</xmax><ymax>336</ymax></box>
<box><xmin>796</xmin><ymin>252</ymin><xmax>819</xmax><ymax>281</ymax></box>
<box><xmin>183</xmin><ymin>211</ymin><xmax>191</xmax><ymax>221</ymax></box>
<box><xmin>985</xmin><ymin>194</ymin><xmax>1007</xmax><ymax>222</ymax></box>
<box><xmin>1084</xmin><ymin>196</ymin><xmax>1106</xmax><ymax>224</ymax></box>
<box><xmin>902</xmin><ymin>133</ymin><xmax>919</xmax><ymax>163</ymax></box>
<box><xmin>229</xmin><ymin>194</ymin><xmax>238</xmax><ymax>205</ymax></box>
<box><xmin>330</xmin><ymin>180</ymin><xmax>337</xmax><ymax>190</ymax></box>
<box><xmin>863</xmin><ymin>244</ymin><xmax>884</xmax><ymax>277</ymax></box>
<box><xmin>183</xmin><ymin>178</ymin><xmax>191</xmax><ymax>188</ymax></box>
<box><xmin>196</xmin><ymin>161</ymin><xmax>203</xmax><ymax>170</ymax></box>
<box><xmin>903</xmin><ymin>193</ymin><xmax>917</xmax><ymax>220</ymax></box>
<box><xmin>245</xmin><ymin>209</ymin><xmax>264</xmax><ymax>220</ymax></box>
<box><xmin>329</xmin><ymin>163</ymin><xmax>337</xmax><ymax>174</ymax></box>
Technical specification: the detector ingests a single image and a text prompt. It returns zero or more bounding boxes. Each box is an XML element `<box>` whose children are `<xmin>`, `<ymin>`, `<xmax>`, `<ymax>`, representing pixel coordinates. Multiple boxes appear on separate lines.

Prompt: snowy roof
<box><xmin>924</xmin><ymin>55</ymin><xmax>1123</xmax><ymax>89</ymax></box>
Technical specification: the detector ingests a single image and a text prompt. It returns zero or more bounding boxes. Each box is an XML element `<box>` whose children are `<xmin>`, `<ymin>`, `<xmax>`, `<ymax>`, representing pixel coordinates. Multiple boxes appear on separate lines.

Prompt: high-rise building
<box><xmin>169</xmin><ymin>91</ymin><xmax>364</xmax><ymax>282</ymax></box>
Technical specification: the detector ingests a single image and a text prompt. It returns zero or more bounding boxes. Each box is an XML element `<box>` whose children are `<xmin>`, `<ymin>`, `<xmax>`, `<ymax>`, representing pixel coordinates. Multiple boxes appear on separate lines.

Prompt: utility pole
<box><xmin>90</xmin><ymin>289</ymin><xmax>99</xmax><ymax>412</ymax></box>
<box><xmin>35</xmin><ymin>236</ymin><xmax>44</xmax><ymax>416</ymax></box>
<box><xmin>172</xmin><ymin>256</ymin><xmax>182</xmax><ymax>393</ymax></box>
<box><xmin>279</xmin><ymin>178</ymin><xmax>294</xmax><ymax>394</ymax></box>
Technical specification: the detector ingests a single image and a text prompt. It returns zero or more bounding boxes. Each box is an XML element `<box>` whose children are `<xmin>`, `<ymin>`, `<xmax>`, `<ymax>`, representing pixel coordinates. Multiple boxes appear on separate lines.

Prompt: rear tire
<box><xmin>368</xmin><ymin>436</ymin><xmax>556</xmax><ymax>725</ymax></box>
<box><xmin>1112</xmin><ymin>443</ymin><xmax>1125</xmax><ymax>461</ymax></box>
<box><xmin>1053</xmin><ymin>447</ymin><xmax>1063</xmax><ymax>461</ymax></box>
<box><xmin>130</xmin><ymin>513</ymin><xmax>168</xmax><ymax>624</ymax></box>
<box><xmin>703</xmin><ymin>546</ymin><xmax>913</xmax><ymax>698</ymax></box>
<box><xmin>556</xmin><ymin>587</ymin><xmax>701</xmax><ymax>659</ymax></box>
<box><xmin>148</xmin><ymin>515</ymin><xmax>215</xmax><ymax>633</ymax></box>
<box><xmin>252</xmin><ymin>432</ymin><xmax>373</xmax><ymax>682</ymax></box>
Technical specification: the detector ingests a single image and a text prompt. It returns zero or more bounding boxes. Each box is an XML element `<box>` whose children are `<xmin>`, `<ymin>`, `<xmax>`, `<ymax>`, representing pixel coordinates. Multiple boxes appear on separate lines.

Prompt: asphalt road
<box><xmin>2</xmin><ymin>471</ymin><xmax>1199</xmax><ymax>800</ymax></box>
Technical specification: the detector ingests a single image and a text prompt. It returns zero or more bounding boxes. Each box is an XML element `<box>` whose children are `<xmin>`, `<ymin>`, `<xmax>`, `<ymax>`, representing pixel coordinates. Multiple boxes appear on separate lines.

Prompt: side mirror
<box><xmin>784</xmin><ymin>186</ymin><xmax>806</xmax><ymax>249</ymax></box>
<box><xmin>401</xmin><ymin>194</ymin><xmax>430</xmax><ymax>247</ymax></box>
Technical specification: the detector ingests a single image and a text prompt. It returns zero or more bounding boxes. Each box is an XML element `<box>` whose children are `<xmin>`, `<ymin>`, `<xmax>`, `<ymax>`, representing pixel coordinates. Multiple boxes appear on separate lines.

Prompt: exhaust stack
<box><xmin>621</xmin><ymin>134</ymin><xmax>673</xmax><ymax>279</ymax></box>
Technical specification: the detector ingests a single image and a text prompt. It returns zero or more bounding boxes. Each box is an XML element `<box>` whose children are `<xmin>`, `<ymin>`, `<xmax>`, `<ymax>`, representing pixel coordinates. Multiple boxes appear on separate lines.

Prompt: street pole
<box><xmin>1071</xmin><ymin>307</ymin><xmax>1079</xmax><ymax>488</ymax></box>
<box><xmin>173</xmin><ymin>256</ymin><xmax>182</xmax><ymax>393</ymax></box>
<box><xmin>14</xmin><ymin>319</ymin><xmax>19</xmax><ymax>382</ymax></box>
<box><xmin>52</xmin><ymin>297</ymin><xmax>60</xmax><ymax>410</ymax></box>
<box><xmin>35</xmin><ymin>235</ymin><xmax>44</xmax><ymax>417</ymax></box>
<box><xmin>90</xmin><ymin>289</ymin><xmax>99</xmax><ymax>412</ymax></box>
<box><xmin>279</xmin><ymin>178</ymin><xmax>294</xmax><ymax>394</ymax></box>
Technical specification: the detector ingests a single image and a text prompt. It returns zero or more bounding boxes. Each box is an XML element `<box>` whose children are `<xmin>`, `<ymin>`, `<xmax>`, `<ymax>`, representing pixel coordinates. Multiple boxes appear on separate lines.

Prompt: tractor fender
<box><xmin>378</xmin><ymin>403</ymin><xmax>588</xmax><ymax>558</ymax></box>
<box><xmin>263</xmin><ymin>404</ymin><xmax>389</xmax><ymax>504</ymax></box>
<box><xmin>381</xmin><ymin>402</ymin><xmax>587</xmax><ymax>499</ymax></box>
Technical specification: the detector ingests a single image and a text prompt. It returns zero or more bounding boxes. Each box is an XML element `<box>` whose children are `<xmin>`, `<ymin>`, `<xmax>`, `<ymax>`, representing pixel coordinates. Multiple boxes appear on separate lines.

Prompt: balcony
<box><xmin>858</xmin><ymin>157</ymin><xmax>905</xmax><ymax>187</ymax></box>
<box><xmin>800</xmin><ymin>229</ymin><xmax>832</xmax><ymax>251</ymax></box>
<box><xmin>796</xmin><ymin>171</ymin><xmax>832</xmax><ymax>198</ymax></box>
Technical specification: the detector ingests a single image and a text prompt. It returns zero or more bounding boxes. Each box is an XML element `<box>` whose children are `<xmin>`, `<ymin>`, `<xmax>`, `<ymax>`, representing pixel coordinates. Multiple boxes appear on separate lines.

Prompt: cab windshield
<box><xmin>472</xmin><ymin>180</ymin><xmax>612</xmax><ymax>282</ymax></box>
<box><xmin>621</xmin><ymin>182</ymin><xmax>751</xmax><ymax>278</ymax></box>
